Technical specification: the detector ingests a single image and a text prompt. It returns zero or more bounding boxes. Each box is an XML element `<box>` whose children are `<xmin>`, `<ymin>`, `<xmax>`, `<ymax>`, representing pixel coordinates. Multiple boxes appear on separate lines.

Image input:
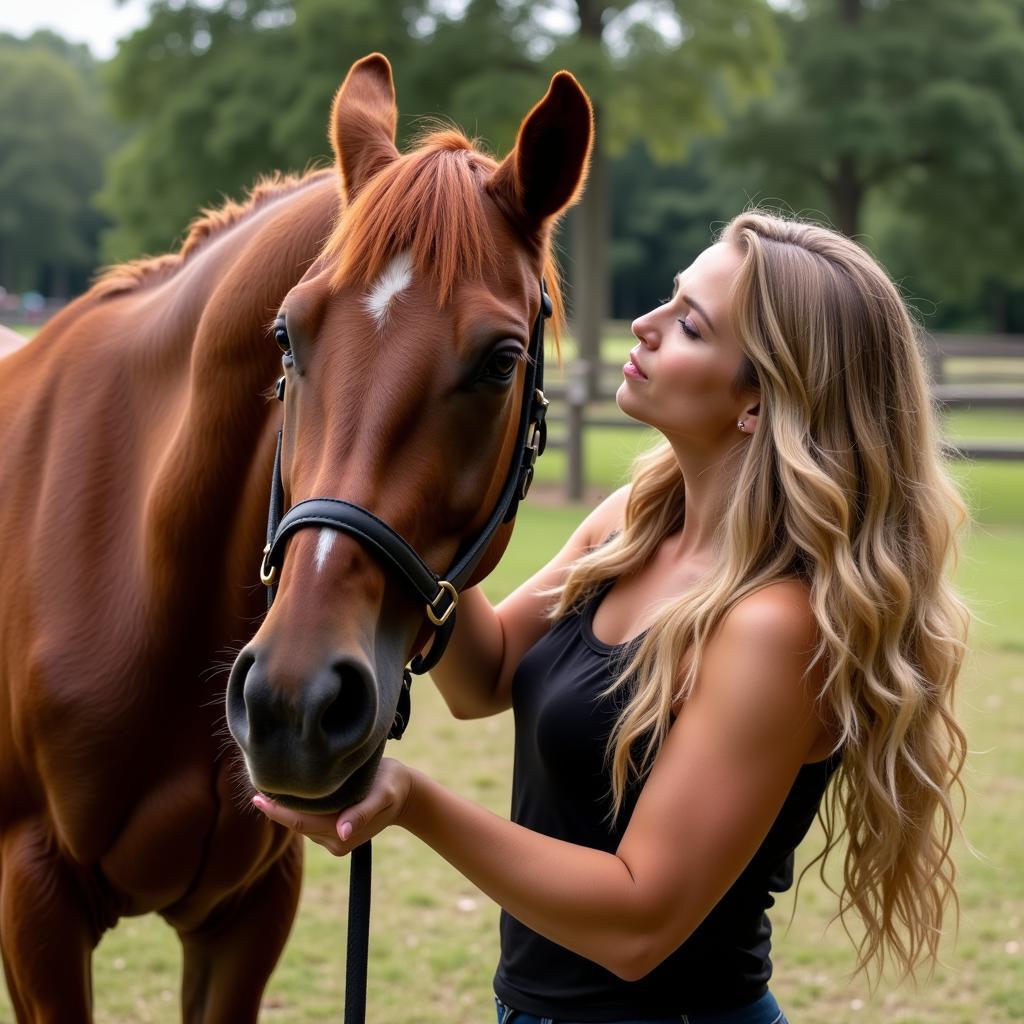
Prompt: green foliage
<box><xmin>99</xmin><ymin>1</ymin><xmax>306</xmax><ymax>259</ymax></box>
<box><xmin>720</xmin><ymin>0</ymin><xmax>1024</xmax><ymax>314</ymax></box>
<box><xmin>0</xmin><ymin>31</ymin><xmax>114</xmax><ymax>295</ymax></box>
<box><xmin>584</xmin><ymin>0</ymin><xmax>779</xmax><ymax>162</ymax></box>
<box><xmin>608</xmin><ymin>140</ymin><xmax>761</xmax><ymax>315</ymax></box>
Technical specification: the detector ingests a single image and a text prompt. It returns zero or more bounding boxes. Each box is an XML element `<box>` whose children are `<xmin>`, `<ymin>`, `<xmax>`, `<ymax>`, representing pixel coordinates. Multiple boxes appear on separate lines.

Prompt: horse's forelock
<box><xmin>323</xmin><ymin>131</ymin><xmax>550</xmax><ymax>313</ymax></box>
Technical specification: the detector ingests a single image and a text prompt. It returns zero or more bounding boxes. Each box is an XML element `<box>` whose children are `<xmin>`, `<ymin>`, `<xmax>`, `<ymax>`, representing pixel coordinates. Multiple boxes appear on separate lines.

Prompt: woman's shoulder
<box><xmin>677</xmin><ymin>578</ymin><xmax>833</xmax><ymax>762</ymax></box>
<box><xmin>574</xmin><ymin>484</ymin><xmax>631</xmax><ymax>550</ymax></box>
<box><xmin>724</xmin><ymin>578</ymin><xmax>817</xmax><ymax>644</ymax></box>
<box><xmin>697</xmin><ymin>579</ymin><xmax>822</xmax><ymax>704</ymax></box>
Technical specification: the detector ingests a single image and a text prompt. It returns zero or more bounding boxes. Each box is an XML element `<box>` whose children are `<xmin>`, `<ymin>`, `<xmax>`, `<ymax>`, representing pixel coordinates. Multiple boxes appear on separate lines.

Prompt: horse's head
<box><xmin>226</xmin><ymin>55</ymin><xmax>591</xmax><ymax>812</ymax></box>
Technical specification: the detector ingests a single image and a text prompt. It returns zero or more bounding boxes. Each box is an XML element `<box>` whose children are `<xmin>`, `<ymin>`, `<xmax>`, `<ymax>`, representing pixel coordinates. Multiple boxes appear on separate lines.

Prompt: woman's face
<box><xmin>617</xmin><ymin>242</ymin><xmax>758</xmax><ymax>447</ymax></box>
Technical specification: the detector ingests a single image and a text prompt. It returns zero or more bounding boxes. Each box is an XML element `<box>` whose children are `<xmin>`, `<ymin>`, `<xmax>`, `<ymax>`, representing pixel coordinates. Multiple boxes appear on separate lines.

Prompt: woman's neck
<box><xmin>665</xmin><ymin>436</ymin><xmax>744</xmax><ymax>563</ymax></box>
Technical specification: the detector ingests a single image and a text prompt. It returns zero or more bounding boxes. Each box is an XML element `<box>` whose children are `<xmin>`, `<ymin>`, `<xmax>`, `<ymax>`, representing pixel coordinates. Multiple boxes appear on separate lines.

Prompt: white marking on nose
<box><xmin>314</xmin><ymin>529</ymin><xmax>337</xmax><ymax>573</ymax></box>
<box><xmin>363</xmin><ymin>251</ymin><xmax>414</xmax><ymax>326</ymax></box>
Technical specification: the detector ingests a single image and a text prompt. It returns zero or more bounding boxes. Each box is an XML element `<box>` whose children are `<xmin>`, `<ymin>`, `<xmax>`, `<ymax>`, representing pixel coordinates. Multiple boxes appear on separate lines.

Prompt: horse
<box><xmin>0</xmin><ymin>53</ymin><xmax>592</xmax><ymax>1022</ymax></box>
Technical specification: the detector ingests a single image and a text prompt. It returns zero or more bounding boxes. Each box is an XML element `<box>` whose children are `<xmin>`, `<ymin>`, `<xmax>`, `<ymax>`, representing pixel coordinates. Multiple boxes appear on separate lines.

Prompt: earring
<box><xmin>737</xmin><ymin>419</ymin><xmax>746</xmax><ymax>431</ymax></box>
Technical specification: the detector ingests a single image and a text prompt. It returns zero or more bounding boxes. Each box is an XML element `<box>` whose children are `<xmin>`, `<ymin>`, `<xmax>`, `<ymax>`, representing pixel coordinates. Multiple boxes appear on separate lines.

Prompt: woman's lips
<box><xmin>623</xmin><ymin>350</ymin><xmax>648</xmax><ymax>381</ymax></box>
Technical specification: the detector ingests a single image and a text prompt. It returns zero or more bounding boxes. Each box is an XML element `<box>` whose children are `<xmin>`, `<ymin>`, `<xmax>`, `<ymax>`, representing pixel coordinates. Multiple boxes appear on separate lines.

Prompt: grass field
<box><xmin>1</xmin><ymin>332</ymin><xmax>1022</xmax><ymax>1022</ymax></box>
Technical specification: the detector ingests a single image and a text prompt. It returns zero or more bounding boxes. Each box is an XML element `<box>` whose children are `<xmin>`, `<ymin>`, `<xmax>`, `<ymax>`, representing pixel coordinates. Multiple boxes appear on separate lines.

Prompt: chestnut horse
<box><xmin>0</xmin><ymin>54</ymin><xmax>591</xmax><ymax>1022</ymax></box>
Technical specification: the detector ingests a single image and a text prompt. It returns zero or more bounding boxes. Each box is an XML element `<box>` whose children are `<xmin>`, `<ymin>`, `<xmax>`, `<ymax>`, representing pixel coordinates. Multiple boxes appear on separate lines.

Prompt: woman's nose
<box><xmin>631</xmin><ymin>313</ymin><xmax>659</xmax><ymax>348</ymax></box>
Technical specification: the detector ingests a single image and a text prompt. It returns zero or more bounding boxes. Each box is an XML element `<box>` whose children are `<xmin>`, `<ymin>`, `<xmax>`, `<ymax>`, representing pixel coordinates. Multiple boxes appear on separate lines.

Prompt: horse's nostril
<box><xmin>314</xmin><ymin>658</ymin><xmax>376</xmax><ymax>748</ymax></box>
<box><xmin>319</xmin><ymin>663</ymin><xmax>372</xmax><ymax>745</ymax></box>
<box><xmin>226</xmin><ymin>648</ymin><xmax>256</xmax><ymax>746</ymax></box>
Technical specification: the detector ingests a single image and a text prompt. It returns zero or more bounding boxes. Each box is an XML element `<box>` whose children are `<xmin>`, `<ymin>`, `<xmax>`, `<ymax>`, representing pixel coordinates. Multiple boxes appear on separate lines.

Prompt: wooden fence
<box><xmin>543</xmin><ymin>332</ymin><xmax>1024</xmax><ymax>501</ymax></box>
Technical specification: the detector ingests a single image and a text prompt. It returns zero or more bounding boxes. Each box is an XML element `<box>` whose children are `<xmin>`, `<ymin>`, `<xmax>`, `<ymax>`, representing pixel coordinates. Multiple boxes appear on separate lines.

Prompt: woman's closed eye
<box><xmin>678</xmin><ymin>318</ymin><xmax>702</xmax><ymax>340</ymax></box>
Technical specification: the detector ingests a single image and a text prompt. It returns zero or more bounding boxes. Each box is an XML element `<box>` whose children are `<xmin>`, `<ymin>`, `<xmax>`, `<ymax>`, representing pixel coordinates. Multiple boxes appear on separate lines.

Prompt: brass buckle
<box><xmin>259</xmin><ymin>544</ymin><xmax>278</xmax><ymax>587</ymax></box>
<box><xmin>426</xmin><ymin>580</ymin><xmax>458</xmax><ymax>626</ymax></box>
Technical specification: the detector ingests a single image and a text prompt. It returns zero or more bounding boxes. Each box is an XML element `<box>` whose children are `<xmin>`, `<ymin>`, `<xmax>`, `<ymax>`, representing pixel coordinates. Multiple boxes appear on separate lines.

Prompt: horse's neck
<box><xmin>143</xmin><ymin>177</ymin><xmax>339</xmax><ymax>619</ymax></box>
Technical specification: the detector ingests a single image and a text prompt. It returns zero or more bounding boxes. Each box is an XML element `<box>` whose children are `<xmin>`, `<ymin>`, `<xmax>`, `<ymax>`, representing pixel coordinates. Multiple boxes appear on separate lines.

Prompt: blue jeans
<box><xmin>494</xmin><ymin>990</ymin><xmax>788</xmax><ymax>1024</ymax></box>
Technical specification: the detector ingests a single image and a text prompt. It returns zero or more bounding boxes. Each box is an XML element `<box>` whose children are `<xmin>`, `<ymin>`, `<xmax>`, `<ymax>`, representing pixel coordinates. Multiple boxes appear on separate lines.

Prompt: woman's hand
<box><xmin>252</xmin><ymin>757</ymin><xmax>413</xmax><ymax>856</ymax></box>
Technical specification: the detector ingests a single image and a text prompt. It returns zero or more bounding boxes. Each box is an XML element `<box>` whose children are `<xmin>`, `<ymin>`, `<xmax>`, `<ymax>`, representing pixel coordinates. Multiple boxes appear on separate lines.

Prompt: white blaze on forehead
<box><xmin>314</xmin><ymin>529</ymin><xmax>337</xmax><ymax>573</ymax></box>
<box><xmin>362</xmin><ymin>251</ymin><xmax>414</xmax><ymax>327</ymax></box>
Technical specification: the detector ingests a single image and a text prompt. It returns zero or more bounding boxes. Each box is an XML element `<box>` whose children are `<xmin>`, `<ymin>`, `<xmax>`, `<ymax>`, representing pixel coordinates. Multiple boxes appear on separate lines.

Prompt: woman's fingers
<box><xmin>250</xmin><ymin>760</ymin><xmax>411</xmax><ymax>856</ymax></box>
<box><xmin>252</xmin><ymin>794</ymin><xmax>344</xmax><ymax>851</ymax></box>
<box><xmin>336</xmin><ymin>793</ymin><xmax>387</xmax><ymax>846</ymax></box>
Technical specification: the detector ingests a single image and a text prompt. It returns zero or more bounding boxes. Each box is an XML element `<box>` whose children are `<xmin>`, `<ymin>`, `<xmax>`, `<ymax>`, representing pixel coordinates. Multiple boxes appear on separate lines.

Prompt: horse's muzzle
<box><xmin>226</xmin><ymin>646</ymin><xmax>385</xmax><ymax>808</ymax></box>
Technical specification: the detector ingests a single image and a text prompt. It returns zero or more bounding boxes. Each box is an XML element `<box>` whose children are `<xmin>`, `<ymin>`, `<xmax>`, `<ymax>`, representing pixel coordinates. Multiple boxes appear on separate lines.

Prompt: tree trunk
<box><xmin>568</xmin><ymin>0</ymin><xmax>609</xmax><ymax>399</ymax></box>
<box><xmin>51</xmin><ymin>263</ymin><xmax>69</xmax><ymax>300</ymax></box>
<box><xmin>840</xmin><ymin>0</ymin><xmax>862</xmax><ymax>25</ymax></box>
<box><xmin>570</xmin><ymin>120</ymin><xmax>609</xmax><ymax>399</ymax></box>
<box><xmin>829</xmin><ymin>154</ymin><xmax>863</xmax><ymax>237</ymax></box>
<box><xmin>988</xmin><ymin>280</ymin><xmax>1009</xmax><ymax>333</ymax></box>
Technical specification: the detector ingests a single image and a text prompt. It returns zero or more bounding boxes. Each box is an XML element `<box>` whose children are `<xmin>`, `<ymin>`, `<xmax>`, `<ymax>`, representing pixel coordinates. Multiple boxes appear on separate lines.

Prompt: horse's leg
<box><xmin>0</xmin><ymin>818</ymin><xmax>98</xmax><ymax>1023</ymax></box>
<box><xmin>177</xmin><ymin>835</ymin><xmax>302</xmax><ymax>1024</ymax></box>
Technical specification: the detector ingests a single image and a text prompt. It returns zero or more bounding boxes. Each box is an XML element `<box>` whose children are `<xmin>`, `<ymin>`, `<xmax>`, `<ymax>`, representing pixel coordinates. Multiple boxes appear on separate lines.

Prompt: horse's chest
<box><xmin>101</xmin><ymin>757</ymin><xmax>289</xmax><ymax>930</ymax></box>
<box><xmin>98</xmin><ymin>762</ymin><xmax>219</xmax><ymax>915</ymax></box>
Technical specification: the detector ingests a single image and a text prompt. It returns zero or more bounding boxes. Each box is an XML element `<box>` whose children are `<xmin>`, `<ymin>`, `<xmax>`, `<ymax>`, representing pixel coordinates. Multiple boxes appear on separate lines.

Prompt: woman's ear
<box><xmin>738</xmin><ymin>402</ymin><xmax>760</xmax><ymax>434</ymax></box>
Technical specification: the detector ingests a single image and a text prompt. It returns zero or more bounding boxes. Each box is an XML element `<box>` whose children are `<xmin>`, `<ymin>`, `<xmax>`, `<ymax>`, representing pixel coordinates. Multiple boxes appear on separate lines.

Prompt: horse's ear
<box><xmin>330</xmin><ymin>53</ymin><xmax>400</xmax><ymax>203</ymax></box>
<box><xmin>488</xmin><ymin>71</ymin><xmax>593</xmax><ymax>233</ymax></box>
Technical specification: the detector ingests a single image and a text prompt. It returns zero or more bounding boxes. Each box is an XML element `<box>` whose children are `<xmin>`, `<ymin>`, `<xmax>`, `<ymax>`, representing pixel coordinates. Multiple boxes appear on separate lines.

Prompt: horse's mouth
<box><xmin>254</xmin><ymin>739</ymin><xmax>385</xmax><ymax>815</ymax></box>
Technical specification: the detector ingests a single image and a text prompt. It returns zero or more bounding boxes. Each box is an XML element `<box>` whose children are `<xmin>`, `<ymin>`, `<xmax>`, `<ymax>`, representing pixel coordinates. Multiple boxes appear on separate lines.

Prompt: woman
<box><xmin>254</xmin><ymin>212</ymin><xmax>970</xmax><ymax>1023</ymax></box>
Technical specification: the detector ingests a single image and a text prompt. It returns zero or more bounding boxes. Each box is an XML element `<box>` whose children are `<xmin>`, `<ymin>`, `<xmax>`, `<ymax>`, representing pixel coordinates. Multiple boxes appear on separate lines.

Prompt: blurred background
<box><xmin>1</xmin><ymin>1</ymin><xmax>1021</xmax><ymax>1022</ymax></box>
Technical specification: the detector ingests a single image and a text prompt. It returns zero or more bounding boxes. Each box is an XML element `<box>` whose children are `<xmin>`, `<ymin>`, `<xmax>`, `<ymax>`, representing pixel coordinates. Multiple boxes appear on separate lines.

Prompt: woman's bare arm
<box><xmin>428</xmin><ymin>486</ymin><xmax>630</xmax><ymax>719</ymax></box>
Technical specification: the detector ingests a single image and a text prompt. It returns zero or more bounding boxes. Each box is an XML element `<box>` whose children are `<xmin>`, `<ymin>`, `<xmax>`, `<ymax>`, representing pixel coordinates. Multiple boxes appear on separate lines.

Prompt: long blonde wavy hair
<box><xmin>551</xmin><ymin>211</ymin><xmax>970</xmax><ymax>981</ymax></box>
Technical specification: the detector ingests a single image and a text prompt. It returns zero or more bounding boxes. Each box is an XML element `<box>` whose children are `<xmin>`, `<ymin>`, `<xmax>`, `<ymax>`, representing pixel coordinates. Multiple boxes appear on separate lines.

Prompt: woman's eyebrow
<box><xmin>673</xmin><ymin>275</ymin><xmax>716</xmax><ymax>334</ymax></box>
<box><xmin>683</xmin><ymin>295</ymin><xmax>716</xmax><ymax>334</ymax></box>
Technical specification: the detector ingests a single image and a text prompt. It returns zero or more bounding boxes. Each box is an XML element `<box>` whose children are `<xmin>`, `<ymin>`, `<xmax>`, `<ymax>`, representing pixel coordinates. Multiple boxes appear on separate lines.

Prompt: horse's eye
<box><xmin>483</xmin><ymin>346</ymin><xmax>524</xmax><ymax>382</ymax></box>
<box><xmin>274</xmin><ymin>313</ymin><xmax>290</xmax><ymax>354</ymax></box>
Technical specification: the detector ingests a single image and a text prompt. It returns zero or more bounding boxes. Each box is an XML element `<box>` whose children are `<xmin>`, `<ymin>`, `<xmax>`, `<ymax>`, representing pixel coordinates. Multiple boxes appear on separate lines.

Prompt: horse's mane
<box><xmin>93</xmin><ymin>169</ymin><xmax>331</xmax><ymax>297</ymax></box>
<box><xmin>322</xmin><ymin>128</ymin><xmax>565</xmax><ymax>336</ymax></box>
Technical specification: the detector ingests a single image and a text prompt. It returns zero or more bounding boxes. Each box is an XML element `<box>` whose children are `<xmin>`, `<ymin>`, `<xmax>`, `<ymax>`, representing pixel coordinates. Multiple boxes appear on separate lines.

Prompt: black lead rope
<box><xmin>260</xmin><ymin>281</ymin><xmax>551</xmax><ymax>1023</ymax></box>
<box><xmin>345</xmin><ymin>842</ymin><xmax>372</xmax><ymax>1024</ymax></box>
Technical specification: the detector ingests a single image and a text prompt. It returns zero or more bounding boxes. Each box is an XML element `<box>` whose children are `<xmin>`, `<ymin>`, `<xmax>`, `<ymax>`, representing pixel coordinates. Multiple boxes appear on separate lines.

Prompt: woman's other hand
<box><xmin>252</xmin><ymin>757</ymin><xmax>413</xmax><ymax>856</ymax></box>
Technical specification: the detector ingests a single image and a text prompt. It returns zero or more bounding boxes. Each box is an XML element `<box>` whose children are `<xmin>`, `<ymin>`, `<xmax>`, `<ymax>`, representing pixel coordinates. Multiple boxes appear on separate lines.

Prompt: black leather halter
<box><xmin>259</xmin><ymin>280</ymin><xmax>552</xmax><ymax>737</ymax></box>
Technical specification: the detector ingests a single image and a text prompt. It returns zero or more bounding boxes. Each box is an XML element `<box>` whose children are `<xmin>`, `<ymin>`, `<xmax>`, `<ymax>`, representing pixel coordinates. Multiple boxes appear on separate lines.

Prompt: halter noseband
<box><xmin>259</xmin><ymin>280</ymin><xmax>552</xmax><ymax>737</ymax></box>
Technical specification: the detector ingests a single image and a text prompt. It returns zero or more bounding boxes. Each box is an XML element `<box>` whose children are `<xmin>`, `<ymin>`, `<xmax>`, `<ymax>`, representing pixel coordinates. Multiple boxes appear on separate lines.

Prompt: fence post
<box><xmin>566</xmin><ymin>359</ymin><xmax>589</xmax><ymax>502</ymax></box>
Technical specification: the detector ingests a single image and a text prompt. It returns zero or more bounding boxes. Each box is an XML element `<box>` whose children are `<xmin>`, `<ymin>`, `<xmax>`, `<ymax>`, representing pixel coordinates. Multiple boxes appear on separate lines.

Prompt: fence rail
<box><xmin>545</xmin><ymin>332</ymin><xmax>1024</xmax><ymax>500</ymax></box>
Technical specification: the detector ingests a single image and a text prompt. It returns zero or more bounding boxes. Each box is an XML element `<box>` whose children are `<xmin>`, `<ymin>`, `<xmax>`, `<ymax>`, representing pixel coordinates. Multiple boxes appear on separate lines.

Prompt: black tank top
<box><xmin>493</xmin><ymin>584</ymin><xmax>841</xmax><ymax>1022</ymax></box>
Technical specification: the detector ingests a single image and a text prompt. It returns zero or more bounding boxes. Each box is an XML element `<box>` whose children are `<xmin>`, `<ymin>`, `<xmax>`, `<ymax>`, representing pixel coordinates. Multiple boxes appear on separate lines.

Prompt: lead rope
<box><xmin>345</xmin><ymin>842</ymin><xmax>372</xmax><ymax>1024</ymax></box>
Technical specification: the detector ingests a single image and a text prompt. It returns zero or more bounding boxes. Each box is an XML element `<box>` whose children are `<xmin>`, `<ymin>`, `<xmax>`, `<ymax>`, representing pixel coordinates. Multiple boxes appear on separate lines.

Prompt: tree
<box><xmin>0</xmin><ymin>32</ymin><xmax>112</xmax><ymax>296</ymax></box>
<box><xmin>721</xmin><ymin>0</ymin><xmax>1024</xmax><ymax>322</ymax></box>
<box><xmin>609</xmin><ymin>140</ymin><xmax>752</xmax><ymax>318</ymax></box>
